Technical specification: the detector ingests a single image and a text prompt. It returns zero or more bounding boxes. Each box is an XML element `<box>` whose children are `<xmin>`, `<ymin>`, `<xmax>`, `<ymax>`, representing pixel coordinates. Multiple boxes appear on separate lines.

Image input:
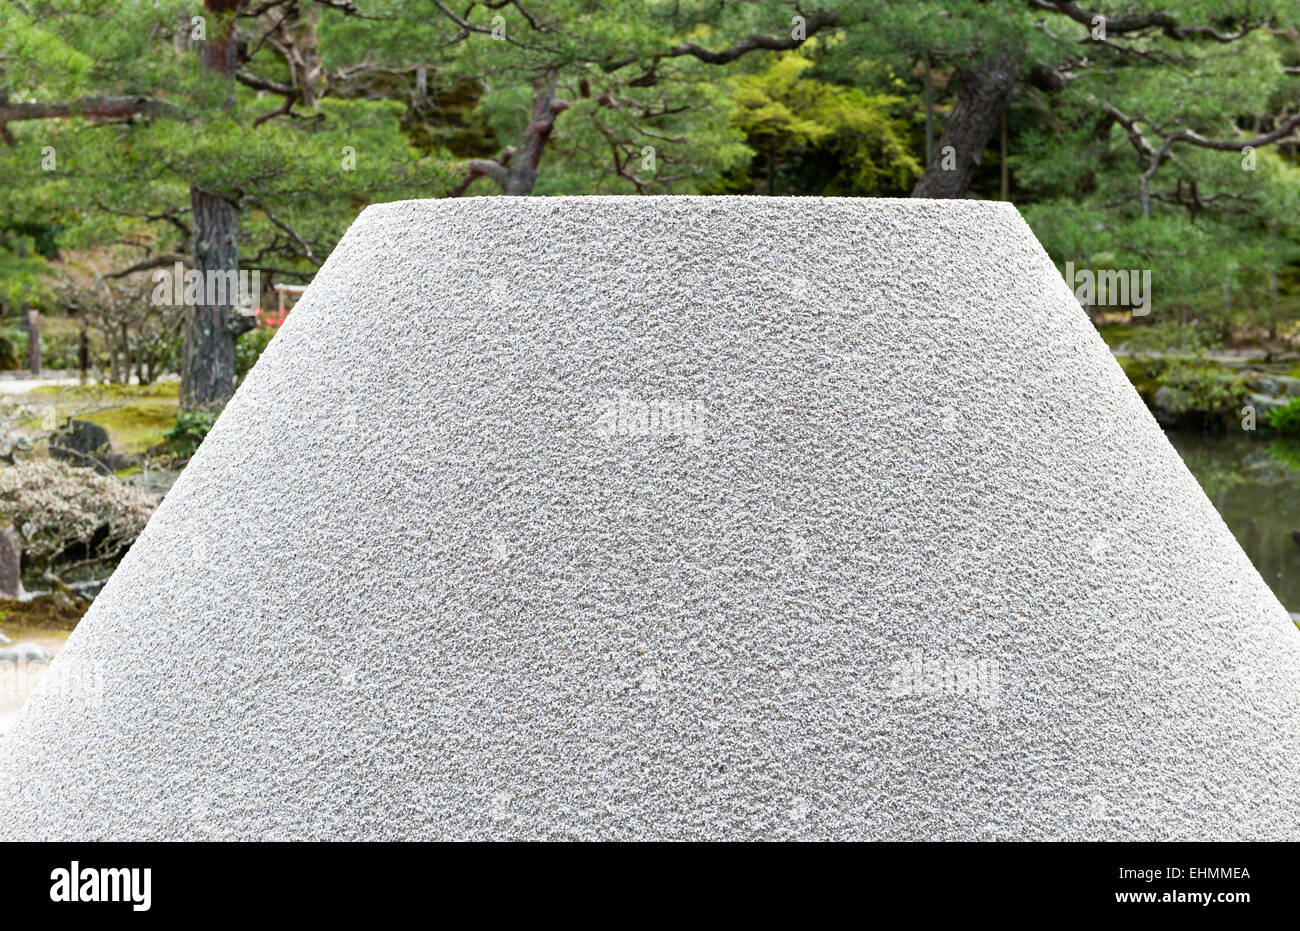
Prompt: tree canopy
<box><xmin>1</xmin><ymin>0</ymin><xmax>1298</xmax><ymax>385</ymax></box>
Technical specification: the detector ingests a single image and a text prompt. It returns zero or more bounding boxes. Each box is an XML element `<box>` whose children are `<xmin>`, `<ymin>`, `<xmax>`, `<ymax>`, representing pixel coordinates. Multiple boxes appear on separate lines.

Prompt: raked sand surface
<box><xmin>2</xmin><ymin>197</ymin><xmax>1299</xmax><ymax>840</ymax></box>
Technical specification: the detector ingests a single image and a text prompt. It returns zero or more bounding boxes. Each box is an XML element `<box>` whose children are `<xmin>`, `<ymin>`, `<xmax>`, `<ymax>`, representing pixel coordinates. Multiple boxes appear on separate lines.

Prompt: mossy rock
<box><xmin>0</xmin><ymin>596</ymin><xmax>89</xmax><ymax>631</ymax></box>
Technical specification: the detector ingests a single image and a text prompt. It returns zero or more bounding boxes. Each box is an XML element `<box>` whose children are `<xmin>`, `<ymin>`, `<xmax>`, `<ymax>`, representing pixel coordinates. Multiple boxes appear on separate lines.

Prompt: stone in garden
<box><xmin>0</xmin><ymin>642</ymin><xmax>53</xmax><ymax>664</ymax></box>
<box><xmin>1150</xmin><ymin>384</ymin><xmax>1188</xmax><ymax>425</ymax></box>
<box><xmin>3</xmin><ymin>197</ymin><xmax>1300</xmax><ymax>840</ymax></box>
<box><xmin>1247</xmin><ymin>374</ymin><xmax>1282</xmax><ymax>396</ymax></box>
<box><xmin>1246</xmin><ymin>374</ymin><xmax>1300</xmax><ymax>399</ymax></box>
<box><xmin>48</xmin><ymin>419</ymin><xmax>113</xmax><ymax>475</ymax></box>
<box><xmin>1246</xmin><ymin>392</ymin><xmax>1289</xmax><ymax>417</ymax></box>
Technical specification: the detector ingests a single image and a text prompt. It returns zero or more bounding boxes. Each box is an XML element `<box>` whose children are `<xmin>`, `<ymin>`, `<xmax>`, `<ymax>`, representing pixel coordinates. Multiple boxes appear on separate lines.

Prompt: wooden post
<box><xmin>26</xmin><ymin>308</ymin><xmax>41</xmax><ymax>376</ymax></box>
<box><xmin>79</xmin><ymin>319</ymin><xmax>89</xmax><ymax>386</ymax></box>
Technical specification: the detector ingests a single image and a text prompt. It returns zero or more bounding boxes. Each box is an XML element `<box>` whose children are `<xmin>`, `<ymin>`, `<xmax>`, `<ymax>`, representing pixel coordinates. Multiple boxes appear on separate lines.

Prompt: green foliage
<box><xmin>1156</xmin><ymin>363</ymin><xmax>1249</xmax><ymax>425</ymax></box>
<box><xmin>1269</xmin><ymin>437</ymin><xmax>1300</xmax><ymax>470</ymax></box>
<box><xmin>714</xmin><ymin>51</ymin><xmax>921</xmax><ymax>195</ymax></box>
<box><xmin>235</xmin><ymin>326</ymin><xmax>278</xmax><ymax>383</ymax></box>
<box><xmin>0</xmin><ymin>238</ymin><xmax>52</xmax><ymax>309</ymax></box>
<box><xmin>4</xmin><ymin>318</ymin><xmax>84</xmax><ymax>372</ymax></box>
<box><xmin>41</xmin><ymin>326</ymin><xmax>80</xmax><ymax>371</ymax></box>
<box><xmin>326</xmin><ymin>0</ymin><xmax>833</xmax><ymax>195</ymax></box>
<box><xmin>1122</xmin><ymin>321</ymin><xmax>1218</xmax><ymax>358</ymax></box>
<box><xmin>0</xmin><ymin>334</ymin><xmax>18</xmax><ymax>371</ymax></box>
<box><xmin>1009</xmin><ymin>13</ymin><xmax>1300</xmax><ymax>332</ymax></box>
<box><xmin>1265</xmin><ymin>398</ymin><xmax>1300</xmax><ymax>437</ymax></box>
<box><xmin>0</xmin><ymin>0</ymin><xmax>459</xmax><ymax>352</ymax></box>
<box><xmin>164</xmin><ymin>409</ymin><xmax>220</xmax><ymax>461</ymax></box>
<box><xmin>1119</xmin><ymin>325</ymin><xmax>1252</xmax><ymax>427</ymax></box>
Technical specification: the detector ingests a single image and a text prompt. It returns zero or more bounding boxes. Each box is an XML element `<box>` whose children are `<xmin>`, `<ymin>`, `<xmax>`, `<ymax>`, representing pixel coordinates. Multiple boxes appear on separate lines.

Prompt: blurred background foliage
<box><xmin>0</xmin><ymin>0</ymin><xmax>1297</xmax><ymax>381</ymax></box>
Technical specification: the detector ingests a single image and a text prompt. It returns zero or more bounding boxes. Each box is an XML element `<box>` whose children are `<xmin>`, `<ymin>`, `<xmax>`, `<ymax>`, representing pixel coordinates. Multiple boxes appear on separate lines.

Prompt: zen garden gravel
<box><xmin>2</xmin><ymin>196</ymin><xmax>1299</xmax><ymax>840</ymax></box>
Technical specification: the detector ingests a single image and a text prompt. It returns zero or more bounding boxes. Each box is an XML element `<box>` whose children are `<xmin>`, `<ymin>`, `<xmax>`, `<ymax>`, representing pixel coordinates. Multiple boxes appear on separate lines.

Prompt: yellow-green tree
<box><xmin>724</xmin><ymin>51</ymin><xmax>921</xmax><ymax>195</ymax></box>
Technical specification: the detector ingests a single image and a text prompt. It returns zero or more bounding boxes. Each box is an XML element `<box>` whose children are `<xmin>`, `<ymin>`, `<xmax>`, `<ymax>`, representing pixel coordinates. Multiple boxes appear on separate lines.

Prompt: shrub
<box><xmin>235</xmin><ymin>325</ymin><xmax>278</xmax><ymax>385</ymax></box>
<box><xmin>1265</xmin><ymin>397</ymin><xmax>1300</xmax><ymax>437</ymax></box>
<box><xmin>1113</xmin><ymin>324</ymin><xmax>1248</xmax><ymax>428</ymax></box>
<box><xmin>0</xmin><ymin>334</ymin><xmax>19</xmax><ymax>370</ymax></box>
<box><xmin>0</xmin><ymin>458</ymin><xmax>158</xmax><ymax>593</ymax></box>
<box><xmin>164</xmin><ymin>409</ymin><xmax>220</xmax><ymax>460</ymax></box>
<box><xmin>5</xmin><ymin>328</ymin><xmax>28</xmax><ymax>367</ymax></box>
<box><xmin>1154</xmin><ymin>362</ymin><xmax>1248</xmax><ymax>427</ymax></box>
<box><xmin>41</xmin><ymin>327</ymin><xmax>81</xmax><ymax>370</ymax></box>
<box><xmin>1122</xmin><ymin>321</ymin><xmax>1216</xmax><ymax>357</ymax></box>
<box><xmin>1</xmin><ymin>324</ymin><xmax>84</xmax><ymax>371</ymax></box>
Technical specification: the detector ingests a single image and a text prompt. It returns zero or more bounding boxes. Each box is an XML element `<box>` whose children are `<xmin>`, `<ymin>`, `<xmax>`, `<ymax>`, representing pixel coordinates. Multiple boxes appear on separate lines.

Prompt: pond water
<box><xmin>1167</xmin><ymin>431</ymin><xmax>1300</xmax><ymax>614</ymax></box>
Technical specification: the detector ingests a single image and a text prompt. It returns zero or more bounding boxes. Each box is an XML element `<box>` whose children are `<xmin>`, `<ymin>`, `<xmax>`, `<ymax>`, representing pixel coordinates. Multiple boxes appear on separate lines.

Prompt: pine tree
<box><xmin>1</xmin><ymin>0</ymin><xmax>454</xmax><ymax>408</ymax></box>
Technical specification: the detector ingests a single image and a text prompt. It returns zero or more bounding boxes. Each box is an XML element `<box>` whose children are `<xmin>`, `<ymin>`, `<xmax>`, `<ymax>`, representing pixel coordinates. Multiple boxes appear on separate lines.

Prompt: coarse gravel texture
<box><xmin>3</xmin><ymin>196</ymin><xmax>1300</xmax><ymax>841</ymax></box>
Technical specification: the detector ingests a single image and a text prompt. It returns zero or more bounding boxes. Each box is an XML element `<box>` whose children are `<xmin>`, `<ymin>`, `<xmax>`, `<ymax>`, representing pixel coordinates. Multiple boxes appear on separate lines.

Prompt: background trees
<box><xmin>323</xmin><ymin>1</ymin><xmax>844</xmax><ymax>196</ymax></box>
<box><xmin>711</xmin><ymin>49</ymin><xmax>921</xmax><ymax>195</ymax></box>
<box><xmin>1</xmin><ymin>0</ymin><xmax>1298</xmax><ymax>368</ymax></box>
<box><xmin>0</xmin><ymin>0</ymin><xmax>1299</xmax><ymax>621</ymax></box>
<box><xmin>2</xmin><ymin>0</ymin><xmax>454</xmax><ymax>409</ymax></box>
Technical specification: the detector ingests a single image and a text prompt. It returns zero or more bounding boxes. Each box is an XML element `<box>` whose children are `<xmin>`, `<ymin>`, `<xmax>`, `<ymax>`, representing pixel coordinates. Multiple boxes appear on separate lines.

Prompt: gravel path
<box><xmin>0</xmin><ymin>374</ymin><xmax>82</xmax><ymax>395</ymax></box>
<box><xmin>0</xmin><ymin>631</ymin><xmax>66</xmax><ymax>739</ymax></box>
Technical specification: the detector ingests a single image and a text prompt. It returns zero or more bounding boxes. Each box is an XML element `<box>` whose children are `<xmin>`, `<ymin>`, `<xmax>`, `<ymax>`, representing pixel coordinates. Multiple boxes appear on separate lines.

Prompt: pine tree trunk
<box><xmin>912</xmin><ymin>48</ymin><xmax>1019</xmax><ymax>199</ymax></box>
<box><xmin>503</xmin><ymin>165</ymin><xmax>539</xmax><ymax>197</ymax></box>
<box><xmin>923</xmin><ymin>52</ymin><xmax>933</xmax><ymax>166</ymax></box>
<box><xmin>182</xmin><ymin>186</ymin><xmax>240</xmax><ymax>410</ymax></box>
<box><xmin>180</xmin><ymin>0</ymin><xmax>247</xmax><ymax>411</ymax></box>
<box><xmin>1000</xmin><ymin>109</ymin><xmax>1009</xmax><ymax>201</ymax></box>
<box><xmin>501</xmin><ymin>71</ymin><xmax>568</xmax><ymax>196</ymax></box>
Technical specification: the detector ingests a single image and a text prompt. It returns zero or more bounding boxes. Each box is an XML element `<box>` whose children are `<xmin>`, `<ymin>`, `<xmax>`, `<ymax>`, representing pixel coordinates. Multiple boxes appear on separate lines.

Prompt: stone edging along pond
<box><xmin>1117</xmin><ymin>353</ymin><xmax>1300</xmax><ymax>431</ymax></box>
